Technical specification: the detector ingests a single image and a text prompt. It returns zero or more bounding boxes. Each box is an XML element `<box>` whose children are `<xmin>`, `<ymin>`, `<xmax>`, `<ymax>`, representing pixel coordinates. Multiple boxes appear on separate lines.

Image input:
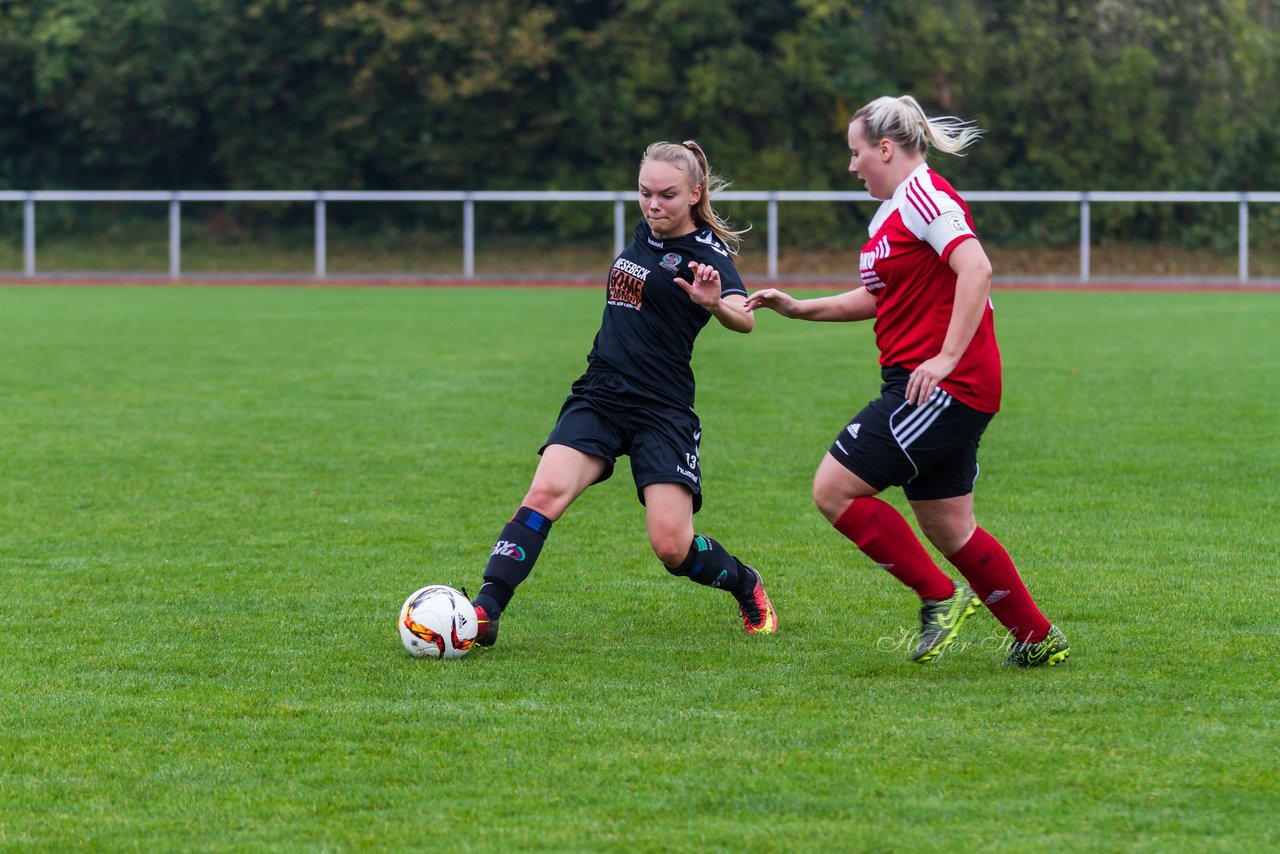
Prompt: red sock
<box><xmin>833</xmin><ymin>497</ymin><xmax>955</xmax><ymax>601</ymax></box>
<box><xmin>946</xmin><ymin>527</ymin><xmax>1050</xmax><ymax>643</ymax></box>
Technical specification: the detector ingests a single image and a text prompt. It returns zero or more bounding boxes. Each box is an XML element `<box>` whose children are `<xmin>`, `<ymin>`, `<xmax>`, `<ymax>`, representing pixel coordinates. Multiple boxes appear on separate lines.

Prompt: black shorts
<box><xmin>543</xmin><ymin>371</ymin><xmax>704</xmax><ymax>512</ymax></box>
<box><xmin>829</xmin><ymin>366</ymin><xmax>994</xmax><ymax>501</ymax></box>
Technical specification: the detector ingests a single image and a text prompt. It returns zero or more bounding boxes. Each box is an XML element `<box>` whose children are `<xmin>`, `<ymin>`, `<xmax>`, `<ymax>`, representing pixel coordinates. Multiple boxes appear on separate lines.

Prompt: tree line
<box><xmin>2</xmin><ymin>0</ymin><xmax>1277</xmax><ymax>244</ymax></box>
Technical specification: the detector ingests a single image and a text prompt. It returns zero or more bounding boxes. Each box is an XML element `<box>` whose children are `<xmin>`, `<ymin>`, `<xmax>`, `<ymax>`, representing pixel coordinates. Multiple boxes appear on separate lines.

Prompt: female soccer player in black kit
<box><xmin>469</xmin><ymin>141</ymin><xmax>777</xmax><ymax>646</ymax></box>
<box><xmin>746</xmin><ymin>95</ymin><xmax>1068</xmax><ymax>667</ymax></box>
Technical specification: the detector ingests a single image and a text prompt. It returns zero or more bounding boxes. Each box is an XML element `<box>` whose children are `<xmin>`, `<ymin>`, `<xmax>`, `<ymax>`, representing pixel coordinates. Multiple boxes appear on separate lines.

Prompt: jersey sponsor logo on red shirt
<box><xmin>860</xmin><ymin>235</ymin><xmax>891</xmax><ymax>291</ymax></box>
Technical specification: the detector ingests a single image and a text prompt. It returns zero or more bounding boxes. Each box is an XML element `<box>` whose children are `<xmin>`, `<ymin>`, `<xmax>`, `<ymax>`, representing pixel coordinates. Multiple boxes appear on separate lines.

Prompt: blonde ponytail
<box><xmin>852</xmin><ymin>95</ymin><xmax>983</xmax><ymax>156</ymax></box>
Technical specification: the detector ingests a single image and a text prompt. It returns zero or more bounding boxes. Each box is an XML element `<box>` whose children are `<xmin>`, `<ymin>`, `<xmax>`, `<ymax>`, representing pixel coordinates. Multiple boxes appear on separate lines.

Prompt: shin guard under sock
<box><xmin>833</xmin><ymin>497</ymin><xmax>955</xmax><ymax>601</ymax></box>
<box><xmin>665</xmin><ymin>534</ymin><xmax>745</xmax><ymax>594</ymax></box>
<box><xmin>946</xmin><ymin>526</ymin><xmax>1050</xmax><ymax>643</ymax></box>
<box><xmin>476</xmin><ymin>506</ymin><xmax>552</xmax><ymax>616</ymax></box>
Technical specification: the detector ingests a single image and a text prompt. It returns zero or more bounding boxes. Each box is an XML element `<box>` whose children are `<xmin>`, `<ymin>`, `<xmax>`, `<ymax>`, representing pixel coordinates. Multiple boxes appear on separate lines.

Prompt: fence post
<box><xmin>1079</xmin><ymin>195</ymin><xmax>1091</xmax><ymax>281</ymax></box>
<box><xmin>767</xmin><ymin>194</ymin><xmax>779</xmax><ymax>280</ymax></box>
<box><xmin>1238</xmin><ymin>196</ymin><xmax>1248</xmax><ymax>283</ymax></box>
<box><xmin>614</xmin><ymin>197</ymin><xmax>626</xmax><ymax>256</ymax></box>
<box><xmin>23</xmin><ymin>193</ymin><xmax>35</xmax><ymax>277</ymax></box>
<box><xmin>315</xmin><ymin>193</ymin><xmax>327</xmax><ymax>279</ymax></box>
<box><xmin>169</xmin><ymin>194</ymin><xmax>181</xmax><ymax>281</ymax></box>
<box><xmin>464</xmin><ymin>193</ymin><xmax>475</xmax><ymax>279</ymax></box>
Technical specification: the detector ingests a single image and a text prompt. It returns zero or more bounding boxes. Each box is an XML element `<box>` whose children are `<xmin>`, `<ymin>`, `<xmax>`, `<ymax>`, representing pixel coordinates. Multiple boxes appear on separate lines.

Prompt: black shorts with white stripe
<box><xmin>828</xmin><ymin>365</ymin><xmax>994</xmax><ymax>500</ymax></box>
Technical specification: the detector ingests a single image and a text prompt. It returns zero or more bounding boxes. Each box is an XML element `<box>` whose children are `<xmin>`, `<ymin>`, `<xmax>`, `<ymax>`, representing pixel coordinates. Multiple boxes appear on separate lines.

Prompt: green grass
<box><xmin>0</xmin><ymin>285</ymin><xmax>1276</xmax><ymax>852</ymax></box>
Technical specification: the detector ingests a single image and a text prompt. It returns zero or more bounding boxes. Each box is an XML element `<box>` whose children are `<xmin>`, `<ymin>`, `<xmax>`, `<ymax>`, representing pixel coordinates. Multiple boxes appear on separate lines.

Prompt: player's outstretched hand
<box><xmin>743</xmin><ymin>288</ymin><xmax>801</xmax><ymax>318</ymax></box>
<box><xmin>674</xmin><ymin>261</ymin><xmax>722</xmax><ymax>311</ymax></box>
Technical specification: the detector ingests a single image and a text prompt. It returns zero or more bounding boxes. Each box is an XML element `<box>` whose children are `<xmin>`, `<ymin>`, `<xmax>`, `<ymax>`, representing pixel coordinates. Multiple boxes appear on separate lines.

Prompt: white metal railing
<box><xmin>4</xmin><ymin>189</ymin><xmax>1280</xmax><ymax>282</ymax></box>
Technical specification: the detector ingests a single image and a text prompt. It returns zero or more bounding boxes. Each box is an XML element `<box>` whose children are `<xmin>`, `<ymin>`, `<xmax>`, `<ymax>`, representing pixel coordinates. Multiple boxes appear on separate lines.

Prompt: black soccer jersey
<box><xmin>583</xmin><ymin>219</ymin><xmax>746</xmax><ymax>407</ymax></box>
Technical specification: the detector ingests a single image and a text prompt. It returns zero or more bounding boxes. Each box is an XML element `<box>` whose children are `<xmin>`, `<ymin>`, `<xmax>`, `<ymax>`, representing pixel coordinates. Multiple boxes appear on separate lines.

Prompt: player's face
<box><xmin>638</xmin><ymin>160</ymin><xmax>701</xmax><ymax>238</ymax></box>
<box><xmin>848</xmin><ymin>120</ymin><xmax>891</xmax><ymax>200</ymax></box>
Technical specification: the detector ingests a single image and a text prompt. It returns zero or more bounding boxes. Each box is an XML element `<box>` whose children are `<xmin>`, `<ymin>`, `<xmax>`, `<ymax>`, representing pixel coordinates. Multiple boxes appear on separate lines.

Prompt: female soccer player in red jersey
<box><xmin>468</xmin><ymin>141</ymin><xmax>777</xmax><ymax>647</ymax></box>
<box><xmin>745</xmin><ymin>95</ymin><xmax>1068</xmax><ymax>667</ymax></box>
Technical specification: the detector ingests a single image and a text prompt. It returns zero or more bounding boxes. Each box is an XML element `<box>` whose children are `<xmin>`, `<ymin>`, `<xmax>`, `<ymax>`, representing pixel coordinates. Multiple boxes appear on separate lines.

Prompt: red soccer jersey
<box><xmin>858</xmin><ymin>163</ymin><xmax>1002</xmax><ymax>413</ymax></box>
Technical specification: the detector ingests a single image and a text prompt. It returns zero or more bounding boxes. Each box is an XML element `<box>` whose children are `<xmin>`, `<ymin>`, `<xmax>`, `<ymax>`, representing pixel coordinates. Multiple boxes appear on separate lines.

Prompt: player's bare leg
<box><xmin>472</xmin><ymin>445</ymin><xmax>607</xmax><ymax>646</ymax></box>
<box><xmin>646</xmin><ymin>482</ymin><xmax>776</xmax><ymax>634</ymax></box>
<box><xmin>817</xmin><ymin>452</ymin><xmax>975</xmax><ymax>661</ymax></box>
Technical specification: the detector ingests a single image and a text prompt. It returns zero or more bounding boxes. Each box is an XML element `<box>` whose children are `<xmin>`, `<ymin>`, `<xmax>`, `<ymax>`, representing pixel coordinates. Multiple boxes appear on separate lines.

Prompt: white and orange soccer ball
<box><xmin>398</xmin><ymin>585</ymin><xmax>478</xmax><ymax>659</ymax></box>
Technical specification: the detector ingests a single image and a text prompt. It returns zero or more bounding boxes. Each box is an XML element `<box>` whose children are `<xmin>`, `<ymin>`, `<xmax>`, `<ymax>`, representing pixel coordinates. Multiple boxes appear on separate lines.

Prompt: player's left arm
<box><xmin>905</xmin><ymin>237</ymin><xmax>993</xmax><ymax>406</ymax></box>
<box><xmin>675</xmin><ymin>261</ymin><xmax>755</xmax><ymax>333</ymax></box>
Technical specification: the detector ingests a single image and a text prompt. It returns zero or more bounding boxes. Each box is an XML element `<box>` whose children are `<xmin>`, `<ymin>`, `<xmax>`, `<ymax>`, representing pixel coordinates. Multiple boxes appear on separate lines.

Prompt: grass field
<box><xmin>1</xmin><ymin>284</ymin><xmax>1276</xmax><ymax>852</ymax></box>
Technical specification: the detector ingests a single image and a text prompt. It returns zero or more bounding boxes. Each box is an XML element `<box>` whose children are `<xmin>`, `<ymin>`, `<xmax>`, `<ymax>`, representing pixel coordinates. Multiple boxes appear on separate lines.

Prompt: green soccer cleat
<box><xmin>912</xmin><ymin>583</ymin><xmax>980</xmax><ymax>663</ymax></box>
<box><xmin>1003</xmin><ymin>624</ymin><xmax>1071</xmax><ymax>668</ymax></box>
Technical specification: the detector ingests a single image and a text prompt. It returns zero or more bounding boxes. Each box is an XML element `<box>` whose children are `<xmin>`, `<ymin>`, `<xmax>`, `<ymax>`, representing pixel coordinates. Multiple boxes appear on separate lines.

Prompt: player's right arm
<box><xmin>743</xmin><ymin>286</ymin><xmax>877</xmax><ymax>322</ymax></box>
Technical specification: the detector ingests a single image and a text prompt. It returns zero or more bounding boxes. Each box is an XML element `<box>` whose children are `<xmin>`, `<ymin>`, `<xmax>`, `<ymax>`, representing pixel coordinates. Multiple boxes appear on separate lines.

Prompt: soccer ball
<box><xmin>398</xmin><ymin>585</ymin><xmax>478</xmax><ymax>659</ymax></box>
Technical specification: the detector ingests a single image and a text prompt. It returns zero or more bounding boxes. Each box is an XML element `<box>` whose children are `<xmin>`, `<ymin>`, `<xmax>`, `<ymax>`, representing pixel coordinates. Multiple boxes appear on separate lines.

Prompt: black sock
<box><xmin>475</xmin><ymin>506</ymin><xmax>553</xmax><ymax>616</ymax></box>
<box><xmin>665</xmin><ymin>534</ymin><xmax>746</xmax><ymax>593</ymax></box>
